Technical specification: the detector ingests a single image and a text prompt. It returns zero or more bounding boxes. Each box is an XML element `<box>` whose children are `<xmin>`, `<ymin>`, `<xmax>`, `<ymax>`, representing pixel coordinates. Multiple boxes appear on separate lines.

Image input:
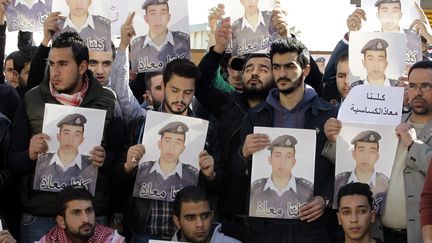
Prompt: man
<box><xmin>142</xmin><ymin>71</ymin><xmax>164</xmax><ymax>110</ymax></box>
<box><xmin>38</xmin><ymin>186</ymin><xmax>125</xmax><ymax>243</ymax></box>
<box><xmin>337</xmin><ymin>182</ymin><xmax>383</xmax><ymax>243</ymax></box>
<box><xmin>324</xmin><ymin>60</ymin><xmax>432</xmax><ymax>243</ymax></box>
<box><xmin>130</xmin><ymin>0</ymin><xmax>190</xmax><ymax>73</ymax></box>
<box><xmin>6</xmin><ymin>0</ymin><xmax>52</xmax><ymax>31</ymax></box>
<box><xmin>421</xmin><ymin>154</ymin><xmax>432</xmax><ymax>243</ymax></box>
<box><xmin>171</xmin><ymin>186</ymin><xmax>241</xmax><ymax>243</ymax></box>
<box><xmin>133</xmin><ymin>121</ymin><xmax>199</xmax><ymax>202</ymax></box>
<box><xmin>335</xmin><ymin>52</ymin><xmax>350</xmax><ymax>102</ymax></box>
<box><xmin>249</xmin><ymin>134</ymin><xmax>313</xmax><ymax>218</ymax></box>
<box><xmin>316</xmin><ymin>57</ymin><xmax>326</xmax><ymax>74</ymax></box>
<box><xmin>7</xmin><ymin>32</ymin><xmax>119</xmax><ymax>243</ymax></box>
<box><xmin>334</xmin><ymin>130</ymin><xmax>389</xmax><ymax>214</ymax></box>
<box><xmin>231</xmin><ymin>0</ymin><xmax>278</xmax><ymax>55</ymax></box>
<box><xmin>33</xmin><ymin>113</ymin><xmax>97</xmax><ymax>194</ymax></box>
<box><xmin>375</xmin><ymin>0</ymin><xmax>403</xmax><ymax>33</ymax></box>
<box><xmin>239</xmin><ymin>37</ymin><xmax>337</xmax><ymax>242</ymax></box>
<box><xmin>225</xmin><ymin>55</ymin><xmax>244</xmax><ymax>91</ymax></box>
<box><xmin>351</xmin><ymin>38</ymin><xmax>398</xmax><ymax>87</ymax></box>
<box><xmin>4</xmin><ymin>51</ymin><xmax>24</xmax><ymax>88</ymax></box>
<box><xmin>88</xmin><ymin>49</ymin><xmax>114</xmax><ymax>87</ymax></box>
<box><xmin>57</xmin><ymin>0</ymin><xmax>111</xmax><ymax>51</ymax></box>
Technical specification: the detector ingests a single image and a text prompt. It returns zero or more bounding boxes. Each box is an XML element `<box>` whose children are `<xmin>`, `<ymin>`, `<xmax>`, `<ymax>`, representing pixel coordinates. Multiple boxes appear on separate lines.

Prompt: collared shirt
<box><xmin>364</xmin><ymin>77</ymin><xmax>392</xmax><ymax>87</ymax></box>
<box><xmin>146</xmin><ymin>200</ymin><xmax>176</xmax><ymax>237</ymax></box>
<box><xmin>15</xmin><ymin>0</ymin><xmax>45</xmax><ymax>8</ymax></box>
<box><xmin>347</xmin><ymin>170</ymin><xmax>377</xmax><ymax>187</ymax></box>
<box><xmin>241</xmin><ymin>11</ymin><xmax>265</xmax><ymax>32</ymax></box>
<box><xmin>149</xmin><ymin>159</ymin><xmax>183</xmax><ymax>180</ymax></box>
<box><xmin>264</xmin><ymin>175</ymin><xmax>297</xmax><ymax>197</ymax></box>
<box><xmin>142</xmin><ymin>31</ymin><xmax>175</xmax><ymax>51</ymax></box>
<box><xmin>64</xmin><ymin>14</ymin><xmax>94</xmax><ymax>33</ymax></box>
<box><xmin>48</xmin><ymin>152</ymin><xmax>82</xmax><ymax>172</ymax></box>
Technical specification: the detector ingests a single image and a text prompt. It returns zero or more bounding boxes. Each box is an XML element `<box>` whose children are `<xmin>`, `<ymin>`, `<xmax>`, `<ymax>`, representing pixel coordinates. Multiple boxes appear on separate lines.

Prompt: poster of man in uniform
<box><xmin>333</xmin><ymin>123</ymin><xmax>398</xmax><ymax>215</ymax></box>
<box><xmin>33</xmin><ymin>104</ymin><xmax>106</xmax><ymax>195</ymax></box>
<box><xmin>6</xmin><ymin>0</ymin><xmax>52</xmax><ymax>31</ymax></box>
<box><xmin>249</xmin><ymin>127</ymin><xmax>316</xmax><ymax>219</ymax></box>
<box><xmin>349</xmin><ymin>31</ymin><xmax>406</xmax><ymax>87</ymax></box>
<box><xmin>133</xmin><ymin>111</ymin><xmax>209</xmax><ymax>202</ymax></box>
<box><xmin>129</xmin><ymin>0</ymin><xmax>191</xmax><ymax>73</ymax></box>
<box><xmin>361</xmin><ymin>0</ymin><xmax>423</xmax><ymax>68</ymax></box>
<box><xmin>229</xmin><ymin>0</ymin><xmax>279</xmax><ymax>56</ymax></box>
<box><xmin>52</xmin><ymin>0</ymin><xmax>111</xmax><ymax>51</ymax></box>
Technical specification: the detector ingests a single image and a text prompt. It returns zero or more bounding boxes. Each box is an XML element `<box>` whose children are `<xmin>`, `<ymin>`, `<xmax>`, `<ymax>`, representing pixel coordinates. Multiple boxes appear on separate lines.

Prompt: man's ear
<box><xmin>79</xmin><ymin>60</ymin><xmax>88</xmax><ymax>75</ymax></box>
<box><xmin>173</xmin><ymin>214</ymin><xmax>180</xmax><ymax>229</ymax></box>
<box><xmin>336</xmin><ymin>212</ymin><xmax>341</xmax><ymax>225</ymax></box>
<box><xmin>303</xmin><ymin>65</ymin><xmax>311</xmax><ymax>78</ymax></box>
<box><xmin>56</xmin><ymin>215</ymin><xmax>66</xmax><ymax>229</ymax></box>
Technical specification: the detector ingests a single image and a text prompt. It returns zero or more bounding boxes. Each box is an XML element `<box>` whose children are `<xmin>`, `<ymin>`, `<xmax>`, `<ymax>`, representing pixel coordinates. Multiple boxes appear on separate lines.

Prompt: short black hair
<box><xmin>163</xmin><ymin>59</ymin><xmax>200</xmax><ymax>87</ymax></box>
<box><xmin>270</xmin><ymin>38</ymin><xmax>310</xmax><ymax>69</ymax></box>
<box><xmin>5</xmin><ymin>51</ymin><xmax>25</xmax><ymax>74</ymax></box>
<box><xmin>52</xmin><ymin>32</ymin><xmax>89</xmax><ymax>66</ymax></box>
<box><xmin>336</xmin><ymin>51</ymin><xmax>349</xmax><ymax>69</ymax></box>
<box><xmin>145</xmin><ymin>71</ymin><xmax>163</xmax><ymax>90</ymax></box>
<box><xmin>144</xmin><ymin>2</ymin><xmax>169</xmax><ymax>13</ymax></box>
<box><xmin>57</xmin><ymin>185</ymin><xmax>93</xmax><ymax>217</ymax></box>
<box><xmin>173</xmin><ymin>186</ymin><xmax>210</xmax><ymax>218</ymax></box>
<box><xmin>408</xmin><ymin>60</ymin><xmax>432</xmax><ymax>77</ymax></box>
<box><xmin>242</xmin><ymin>53</ymin><xmax>270</xmax><ymax>73</ymax></box>
<box><xmin>337</xmin><ymin>182</ymin><xmax>373</xmax><ymax>209</ymax></box>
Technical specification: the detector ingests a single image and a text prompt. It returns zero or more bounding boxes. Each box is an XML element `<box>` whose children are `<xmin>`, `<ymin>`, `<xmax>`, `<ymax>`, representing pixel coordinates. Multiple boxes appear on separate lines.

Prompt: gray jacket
<box><xmin>171</xmin><ymin>223</ymin><xmax>241</xmax><ymax>243</ymax></box>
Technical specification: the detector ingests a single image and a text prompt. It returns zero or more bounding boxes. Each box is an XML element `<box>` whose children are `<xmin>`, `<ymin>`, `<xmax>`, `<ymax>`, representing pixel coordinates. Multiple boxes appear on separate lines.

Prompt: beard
<box><xmin>411</xmin><ymin>95</ymin><xmax>430</xmax><ymax>115</ymax></box>
<box><xmin>65</xmin><ymin>222</ymin><xmax>95</xmax><ymax>240</ymax></box>
<box><xmin>164</xmin><ymin>100</ymin><xmax>189</xmax><ymax>115</ymax></box>
<box><xmin>277</xmin><ymin>74</ymin><xmax>303</xmax><ymax>95</ymax></box>
<box><xmin>242</xmin><ymin>77</ymin><xmax>275</xmax><ymax>100</ymax></box>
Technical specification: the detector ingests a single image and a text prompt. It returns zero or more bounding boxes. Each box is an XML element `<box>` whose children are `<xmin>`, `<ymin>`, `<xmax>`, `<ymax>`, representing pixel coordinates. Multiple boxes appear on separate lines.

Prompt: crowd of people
<box><xmin>0</xmin><ymin>0</ymin><xmax>432</xmax><ymax>243</ymax></box>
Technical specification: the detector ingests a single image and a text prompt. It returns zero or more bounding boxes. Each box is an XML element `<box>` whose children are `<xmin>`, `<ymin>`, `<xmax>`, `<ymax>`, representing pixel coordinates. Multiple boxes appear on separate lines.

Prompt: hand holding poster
<box><xmin>33</xmin><ymin>104</ymin><xmax>106</xmax><ymax>195</ymax></box>
<box><xmin>133</xmin><ymin>111</ymin><xmax>209</xmax><ymax>202</ymax></box>
<box><xmin>249</xmin><ymin>127</ymin><xmax>316</xmax><ymax>219</ymax></box>
<box><xmin>6</xmin><ymin>0</ymin><xmax>52</xmax><ymax>31</ymax></box>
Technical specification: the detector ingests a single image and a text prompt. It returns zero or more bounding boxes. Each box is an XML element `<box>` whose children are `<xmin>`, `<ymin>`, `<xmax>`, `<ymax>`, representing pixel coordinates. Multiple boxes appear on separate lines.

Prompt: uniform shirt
<box><xmin>33</xmin><ymin>152</ymin><xmax>97</xmax><ymax>194</ymax></box>
<box><xmin>130</xmin><ymin>31</ymin><xmax>191</xmax><ymax>73</ymax></box>
<box><xmin>249</xmin><ymin>176</ymin><xmax>313</xmax><ymax>219</ymax></box>
<box><xmin>7</xmin><ymin>0</ymin><xmax>51</xmax><ymax>31</ymax></box>
<box><xmin>56</xmin><ymin>14</ymin><xmax>111</xmax><ymax>51</ymax></box>
<box><xmin>351</xmin><ymin>77</ymin><xmax>398</xmax><ymax>88</ymax></box>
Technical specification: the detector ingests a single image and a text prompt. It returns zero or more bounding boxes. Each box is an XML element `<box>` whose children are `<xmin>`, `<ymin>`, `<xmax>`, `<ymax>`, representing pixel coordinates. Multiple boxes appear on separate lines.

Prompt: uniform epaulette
<box><xmin>39</xmin><ymin>153</ymin><xmax>52</xmax><ymax>160</ymax></box>
<box><xmin>297</xmin><ymin>177</ymin><xmax>313</xmax><ymax>189</ymax></box>
<box><xmin>336</xmin><ymin>171</ymin><xmax>350</xmax><ymax>179</ymax></box>
<box><xmin>131</xmin><ymin>36</ymin><xmax>144</xmax><ymax>45</ymax></box>
<box><xmin>232</xmin><ymin>18</ymin><xmax>241</xmax><ymax>28</ymax></box>
<box><xmin>94</xmin><ymin>15</ymin><xmax>110</xmax><ymax>24</ymax></box>
<box><xmin>183</xmin><ymin>163</ymin><xmax>198</xmax><ymax>174</ymax></box>
<box><xmin>139</xmin><ymin>160</ymin><xmax>154</xmax><ymax>168</ymax></box>
<box><xmin>350</xmin><ymin>80</ymin><xmax>363</xmax><ymax>88</ymax></box>
<box><xmin>252</xmin><ymin>178</ymin><xmax>267</xmax><ymax>186</ymax></box>
<box><xmin>173</xmin><ymin>31</ymin><xmax>190</xmax><ymax>41</ymax></box>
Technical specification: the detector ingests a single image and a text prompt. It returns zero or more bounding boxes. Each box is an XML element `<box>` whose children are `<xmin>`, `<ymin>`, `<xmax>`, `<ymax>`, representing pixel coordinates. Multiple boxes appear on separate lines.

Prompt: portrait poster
<box><xmin>6</xmin><ymin>0</ymin><xmax>52</xmax><ymax>31</ymax></box>
<box><xmin>110</xmin><ymin>2</ymin><xmax>128</xmax><ymax>36</ymax></box>
<box><xmin>33</xmin><ymin>104</ymin><xmax>106</xmax><ymax>195</ymax></box>
<box><xmin>133</xmin><ymin>111</ymin><xmax>209</xmax><ymax>202</ymax></box>
<box><xmin>249</xmin><ymin>127</ymin><xmax>316</xmax><ymax>219</ymax></box>
<box><xmin>349</xmin><ymin>31</ymin><xmax>406</xmax><ymax>86</ymax></box>
<box><xmin>229</xmin><ymin>0</ymin><xmax>279</xmax><ymax>55</ymax></box>
<box><xmin>333</xmin><ymin>122</ymin><xmax>398</xmax><ymax>215</ymax></box>
<box><xmin>52</xmin><ymin>0</ymin><xmax>112</xmax><ymax>52</ymax></box>
<box><xmin>128</xmin><ymin>0</ymin><xmax>191</xmax><ymax>73</ymax></box>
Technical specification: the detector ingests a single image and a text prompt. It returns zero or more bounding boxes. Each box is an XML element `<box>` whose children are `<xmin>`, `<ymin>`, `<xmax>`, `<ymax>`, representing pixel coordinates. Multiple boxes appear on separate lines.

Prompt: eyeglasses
<box><xmin>407</xmin><ymin>82</ymin><xmax>432</xmax><ymax>92</ymax></box>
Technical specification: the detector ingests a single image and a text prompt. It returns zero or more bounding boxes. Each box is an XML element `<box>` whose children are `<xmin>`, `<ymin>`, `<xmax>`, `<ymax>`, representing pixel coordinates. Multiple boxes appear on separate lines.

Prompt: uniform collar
<box><xmin>64</xmin><ymin>14</ymin><xmax>94</xmax><ymax>32</ymax></box>
<box><xmin>263</xmin><ymin>175</ymin><xmax>297</xmax><ymax>196</ymax></box>
<box><xmin>348</xmin><ymin>170</ymin><xmax>377</xmax><ymax>187</ymax></box>
<box><xmin>142</xmin><ymin>30</ymin><xmax>174</xmax><ymax>51</ymax></box>
<box><xmin>15</xmin><ymin>0</ymin><xmax>45</xmax><ymax>8</ymax></box>
<box><xmin>149</xmin><ymin>159</ymin><xmax>183</xmax><ymax>179</ymax></box>
<box><xmin>364</xmin><ymin>77</ymin><xmax>391</xmax><ymax>86</ymax></box>
<box><xmin>49</xmin><ymin>152</ymin><xmax>82</xmax><ymax>171</ymax></box>
<box><xmin>241</xmin><ymin>11</ymin><xmax>265</xmax><ymax>32</ymax></box>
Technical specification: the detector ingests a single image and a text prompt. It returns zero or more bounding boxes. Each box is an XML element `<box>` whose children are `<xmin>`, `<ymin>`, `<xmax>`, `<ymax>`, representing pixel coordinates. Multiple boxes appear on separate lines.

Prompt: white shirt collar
<box><xmin>49</xmin><ymin>152</ymin><xmax>82</xmax><ymax>171</ymax></box>
<box><xmin>149</xmin><ymin>159</ymin><xmax>183</xmax><ymax>180</ymax></box>
<box><xmin>142</xmin><ymin>31</ymin><xmax>174</xmax><ymax>51</ymax></box>
<box><xmin>241</xmin><ymin>11</ymin><xmax>265</xmax><ymax>32</ymax></box>
<box><xmin>263</xmin><ymin>175</ymin><xmax>297</xmax><ymax>196</ymax></box>
<box><xmin>15</xmin><ymin>0</ymin><xmax>45</xmax><ymax>8</ymax></box>
<box><xmin>364</xmin><ymin>77</ymin><xmax>391</xmax><ymax>86</ymax></box>
<box><xmin>348</xmin><ymin>170</ymin><xmax>377</xmax><ymax>187</ymax></box>
<box><xmin>64</xmin><ymin>14</ymin><xmax>94</xmax><ymax>32</ymax></box>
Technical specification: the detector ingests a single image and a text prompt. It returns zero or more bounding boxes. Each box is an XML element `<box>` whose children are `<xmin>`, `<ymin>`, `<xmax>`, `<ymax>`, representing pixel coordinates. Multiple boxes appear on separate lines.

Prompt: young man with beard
<box><xmin>7</xmin><ymin>32</ymin><xmax>120</xmax><ymax>243</ymax></box>
<box><xmin>324</xmin><ymin>60</ymin><xmax>432</xmax><ymax>243</ymax></box>
<box><xmin>239</xmin><ymin>37</ymin><xmax>337</xmax><ymax>242</ymax></box>
<box><xmin>38</xmin><ymin>186</ymin><xmax>125</xmax><ymax>243</ymax></box>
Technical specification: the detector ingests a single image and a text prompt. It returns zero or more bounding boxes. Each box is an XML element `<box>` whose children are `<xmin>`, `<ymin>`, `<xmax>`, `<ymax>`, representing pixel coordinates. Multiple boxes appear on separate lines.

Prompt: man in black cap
<box><xmin>130</xmin><ymin>0</ymin><xmax>190</xmax><ymax>73</ymax></box>
<box><xmin>132</xmin><ymin>121</ymin><xmax>198</xmax><ymax>202</ymax></box>
<box><xmin>6</xmin><ymin>0</ymin><xmax>52</xmax><ymax>31</ymax></box>
<box><xmin>33</xmin><ymin>113</ymin><xmax>97</xmax><ymax>195</ymax></box>
<box><xmin>249</xmin><ymin>134</ymin><xmax>313</xmax><ymax>219</ymax></box>
<box><xmin>334</xmin><ymin>130</ymin><xmax>389</xmax><ymax>215</ymax></box>
<box><xmin>56</xmin><ymin>0</ymin><xmax>111</xmax><ymax>51</ymax></box>
<box><xmin>351</xmin><ymin>38</ymin><xmax>398</xmax><ymax>87</ymax></box>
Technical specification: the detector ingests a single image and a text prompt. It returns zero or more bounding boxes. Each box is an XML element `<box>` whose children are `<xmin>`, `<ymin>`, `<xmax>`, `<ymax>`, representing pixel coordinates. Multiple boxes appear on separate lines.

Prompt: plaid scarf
<box><xmin>49</xmin><ymin>74</ymin><xmax>90</xmax><ymax>106</ymax></box>
<box><xmin>41</xmin><ymin>224</ymin><xmax>116</xmax><ymax>243</ymax></box>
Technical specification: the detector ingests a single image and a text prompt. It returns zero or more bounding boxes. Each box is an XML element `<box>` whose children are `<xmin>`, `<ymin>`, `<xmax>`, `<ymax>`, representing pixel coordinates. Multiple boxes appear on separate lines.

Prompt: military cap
<box><xmin>56</xmin><ymin>113</ymin><xmax>87</xmax><ymax>127</ymax></box>
<box><xmin>375</xmin><ymin>0</ymin><xmax>400</xmax><ymax>7</ymax></box>
<box><xmin>361</xmin><ymin>38</ymin><xmax>389</xmax><ymax>54</ymax></box>
<box><xmin>158</xmin><ymin>121</ymin><xmax>189</xmax><ymax>135</ymax></box>
<box><xmin>267</xmin><ymin>135</ymin><xmax>297</xmax><ymax>150</ymax></box>
<box><xmin>351</xmin><ymin>130</ymin><xmax>381</xmax><ymax>144</ymax></box>
<box><xmin>142</xmin><ymin>0</ymin><xmax>168</xmax><ymax>9</ymax></box>
<box><xmin>316</xmin><ymin>57</ymin><xmax>326</xmax><ymax>63</ymax></box>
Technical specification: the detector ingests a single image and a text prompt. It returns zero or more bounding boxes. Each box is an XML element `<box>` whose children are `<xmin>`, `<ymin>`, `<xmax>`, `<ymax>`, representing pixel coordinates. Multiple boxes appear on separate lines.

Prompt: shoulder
<box><xmin>39</xmin><ymin>152</ymin><xmax>54</xmax><ymax>162</ymax></box>
<box><xmin>336</xmin><ymin>171</ymin><xmax>350</xmax><ymax>181</ymax></box>
<box><xmin>251</xmin><ymin>178</ymin><xmax>267</xmax><ymax>190</ymax></box>
<box><xmin>92</xmin><ymin>15</ymin><xmax>110</xmax><ymax>25</ymax></box>
<box><xmin>182</xmin><ymin>163</ymin><xmax>198</xmax><ymax>175</ymax></box>
<box><xmin>232</xmin><ymin>18</ymin><xmax>242</xmax><ymax>28</ymax></box>
<box><xmin>81</xmin><ymin>154</ymin><xmax>92</xmax><ymax>165</ymax></box>
<box><xmin>262</xmin><ymin>11</ymin><xmax>272</xmax><ymax>19</ymax></box>
<box><xmin>376</xmin><ymin>172</ymin><xmax>389</xmax><ymax>182</ymax></box>
<box><xmin>172</xmin><ymin>31</ymin><xmax>190</xmax><ymax>41</ymax></box>
<box><xmin>138</xmin><ymin>161</ymin><xmax>155</xmax><ymax>172</ymax></box>
<box><xmin>295</xmin><ymin>177</ymin><xmax>313</xmax><ymax>190</ymax></box>
<box><xmin>351</xmin><ymin>80</ymin><xmax>364</xmax><ymax>88</ymax></box>
<box><xmin>131</xmin><ymin>36</ymin><xmax>145</xmax><ymax>46</ymax></box>
<box><xmin>389</xmin><ymin>79</ymin><xmax>398</xmax><ymax>87</ymax></box>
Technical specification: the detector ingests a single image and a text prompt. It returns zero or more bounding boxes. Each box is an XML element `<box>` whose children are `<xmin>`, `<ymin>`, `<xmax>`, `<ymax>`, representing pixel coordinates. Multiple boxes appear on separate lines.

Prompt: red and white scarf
<box><xmin>38</xmin><ymin>224</ymin><xmax>123</xmax><ymax>243</ymax></box>
<box><xmin>49</xmin><ymin>74</ymin><xmax>90</xmax><ymax>107</ymax></box>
